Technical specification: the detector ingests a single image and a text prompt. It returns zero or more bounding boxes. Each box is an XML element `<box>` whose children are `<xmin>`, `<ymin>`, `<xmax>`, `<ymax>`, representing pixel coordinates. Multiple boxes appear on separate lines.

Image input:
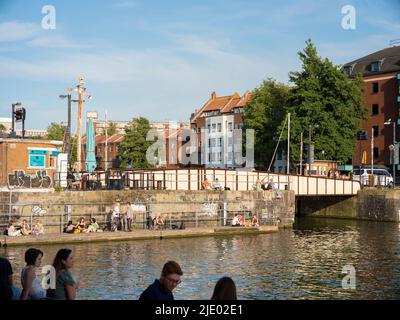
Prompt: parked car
<box><xmin>353</xmin><ymin>168</ymin><xmax>393</xmax><ymax>186</ymax></box>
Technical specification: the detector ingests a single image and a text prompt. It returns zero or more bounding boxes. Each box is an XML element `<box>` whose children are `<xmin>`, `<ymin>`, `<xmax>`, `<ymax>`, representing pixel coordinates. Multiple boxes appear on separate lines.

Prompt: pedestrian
<box><xmin>120</xmin><ymin>203</ymin><xmax>127</xmax><ymax>231</ymax></box>
<box><xmin>20</xmin><ymin>248</ymin><xmax>46</xmax><ymax>300</ymax></box>
<box><xmin>47</xmin><ymin>249</ymin><xmax>79</xmax><ymax>300</ymax></box>
<box><xmin>139</xmin><ymin>261</ymin><xmax>183</xmax><ymax>300</ymax></box>
<box><xmin>211</xmin><ymin>277</ymin><xmax>237</xmax><ymax>300</ymax></box>
<box><xmin>126</xmin><ymin>202</ymin><xmax>134</xmax><ymax>231</ymax></box>
<box><xmin>0</xmin><ymin>256</ymin><xmax>14</xmax><ymax>300</ymax></box>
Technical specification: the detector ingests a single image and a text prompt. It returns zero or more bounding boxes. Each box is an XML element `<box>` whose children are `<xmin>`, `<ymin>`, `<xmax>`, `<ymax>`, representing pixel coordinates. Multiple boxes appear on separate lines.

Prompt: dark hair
<box><xmin>25</xmin><ymin>248</ymin><xmax>44</xmax><ymax>265</ymax></box>
<box><xmin>91</xmin><ymin>218</ymin><xmax>96</xmax><ymax>223</ymax></box>
<box><xmin>67</xmin><ymin>220</ymin><xmax>73</xmax><ymax>226</ymax></box>
<box><xmin>211</xmin><ymin>277</ymin><xmax>237</xmax><ymax>300</ymax></box>
<box><xmin>161</xmin><ymin>261</ymin><xmax>183</xmax><ymax>277</ymax></box>
<box><xmin>53</xmin><ymin>249</ymin><xmax>72</xmax><ymax>272</ymax></box>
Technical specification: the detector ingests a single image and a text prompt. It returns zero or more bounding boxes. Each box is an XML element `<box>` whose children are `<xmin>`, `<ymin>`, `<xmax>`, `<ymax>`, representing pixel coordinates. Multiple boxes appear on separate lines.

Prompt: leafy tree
<box><xmin>0</xmin><ymin>124</ymin><xmax>6</xmax><ymax>136</ymax></box>
<box><xmin>286</xmin><ymin>39</ymin><xmax>365</xmax><ymax>167</ymax></box>
<box><xmin>46</xmin><ymin>122</ymin><xmax>77</xmax><ymax>168</ymax></box>
<box><xmin>118</xmin><ymin>117</ymin><xmax>155</xmax><ymax>168</ymax></box>
<box><xmin>46</xmin><ymin>122</ymin><xmax>65</xmax><ymax>141</ymax></box>
<box><xmin>246</xmin><ymin>40</ymin><xmax>365</xmax><ymax>171</ymax></box>
<box><xmin>244</xmin><ymin>79</ymin><xmax>290</xmax><ymax>168</ymax></box>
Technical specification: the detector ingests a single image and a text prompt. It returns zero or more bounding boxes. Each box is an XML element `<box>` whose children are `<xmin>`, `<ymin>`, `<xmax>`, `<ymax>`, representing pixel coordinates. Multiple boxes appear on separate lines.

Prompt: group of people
<box><xmin>110</xmin><ymin>202</ymin><xmax>137</xmax><ymax>232</ymax></box>
<box><xmin>64</xmin><ymin>217</ymin><xmax>101</xmax><ymax>234</ymax></box>
<box><xmin>0</xmin><ymin>251</ymin><xmax>236</xmax><ymax>300</ymax></box>
<box><xmin>0</xmin><ymin>248</ymin><xmax>79</xmax><ymax>300</ymax></box>
<box><xmin>201</xmin><ymin>178</ymin><xmax>229</xmax><ymax>191</ymax></box>
<box><xmin>231</xmin><ymin>214</ymin><xmax>259</xmax><ymax>227</ymax></box>
<box><xmin>5</xmin><ymin>220</ymin><xmax>44</xmax><ymax>237</ymax></box>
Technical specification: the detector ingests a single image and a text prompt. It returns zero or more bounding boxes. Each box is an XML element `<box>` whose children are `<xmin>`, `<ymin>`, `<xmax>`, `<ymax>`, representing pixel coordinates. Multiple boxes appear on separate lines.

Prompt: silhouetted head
<box><xmin>211</xmin><ymin>277</ymin><xmax>237</xmax><ymax>300</ymax></box>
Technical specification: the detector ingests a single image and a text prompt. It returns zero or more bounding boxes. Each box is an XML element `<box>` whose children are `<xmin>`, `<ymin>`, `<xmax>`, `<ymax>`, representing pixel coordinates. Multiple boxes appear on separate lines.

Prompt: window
<box><xmin>212</xmin><ymin>124</ymin><xmax>216</xmax><ymax>133</ymax></box>
<box><xmin>217</xmin><ymin>123</ymin><xmax>222</xmax><ymax>132</ymax></box>
<box><xmin>228</xmin><ymin>137</ymin><xmax>233</xmax><ymax>146</ymax></box>
<box><xmin>373</xmin><ymin>126</ymin><xmax>379</xmax><ymax>137</ymax></box>
<box><xmin>370</xmin><ymin>61</ymin><xmax>381</xmax><ymax>72</ymax></box>
<box><xmin>343</xmin><ymin>66</ymin><xmax>352</xmax><ymax>76</ymax></box>
<box><xmin>373</xmin><ymin>147</ymin><xmax>379</xmax><ymax>159</ymax></box>
<box><xmin>372</xmin><ymin>104</ymin><xmax>379</xmax><ymax>116</ymax></box>
<box><xmin>372</xmin><ymin>82</ymin><xmax>379</xmax><ymax>94</ymax></box>
<box><xmin>28</xmin><ymin>149</ymin><xmax>47</xmax><ymax>168</ymax></box>
<box><xmin>207</xmin><ymin>124</ymin><xmax>211</xmax><ymax>133</ymax></box>
<box><xmin>228</xmin><ymin>122</ymin><xmax>233</xmax><ymax>132</ymax></box>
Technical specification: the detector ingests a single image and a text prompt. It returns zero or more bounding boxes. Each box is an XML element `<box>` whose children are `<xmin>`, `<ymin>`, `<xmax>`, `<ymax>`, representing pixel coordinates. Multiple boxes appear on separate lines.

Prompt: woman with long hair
<box><xmin>47</xmin><ymin>249</ymin><xmax>79</xmax><ymax>300</ymax></box>
<box><xmin>20</xmin><ymin>248</ymin><xmax>46</xmax><ymax>300</ymax></box>
<box><xmin>211</xmin><ymin>277</ymin><xmax>237</xmax><ymax>300</ymax></box>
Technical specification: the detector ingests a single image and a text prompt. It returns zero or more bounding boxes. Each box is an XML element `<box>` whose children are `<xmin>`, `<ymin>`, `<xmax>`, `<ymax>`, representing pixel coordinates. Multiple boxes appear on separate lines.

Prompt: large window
<box><xmin>372</xmin><ymin>104</ymin><xmax>379</xmax><ymax>116</ymax></box>
<box><xmin>28</xmin><ymin>149</ymin><xmax>47</xmax><ymax>168</ymax></box>
<box><xmin>217</xmin><ymin>123</ymin><xmax>222</xmax><ymax>132</ymax></box>
<box><xmin>373</xmin><ymin>126</ymin><xmax>379</xmax><ymax>137</ymax></box>
<box><xmin>370</xmin><ymin>61</ymin><xmax>381</xmax><ymax>72</ymax></box>
<box><xmin>228</xmin><ymin>122</ymin><xmax>233</xmax><ymax>132</ymax></box>
<box><xmin>372</xmin><ymin>82</ymin><xmax>379</xmax><ymax>94</ymax></box>
<box><xmin>373</xmin><ymin>147</ymin><xmax>379</xmax><ymax>159</ymax></box>
<box><xmin>212</xmin><ymin>124</ymin><xmax>216</xmax><ymax>133</ymax></box>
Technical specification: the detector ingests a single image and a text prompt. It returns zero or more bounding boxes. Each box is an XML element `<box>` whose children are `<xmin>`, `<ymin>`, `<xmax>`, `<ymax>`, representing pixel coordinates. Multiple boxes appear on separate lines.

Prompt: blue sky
<box><xmin>0</xmin><ymin>0</ymin><xmax>399</xmax><ymax>130</ymax></box>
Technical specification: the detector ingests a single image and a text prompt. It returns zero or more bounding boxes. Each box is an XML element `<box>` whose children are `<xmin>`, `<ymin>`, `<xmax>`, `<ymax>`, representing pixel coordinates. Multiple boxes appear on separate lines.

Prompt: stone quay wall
<box><xmin>0</xmin><ymin>190</ymin><xmax>295</xmax><ymax>233</ymax></box>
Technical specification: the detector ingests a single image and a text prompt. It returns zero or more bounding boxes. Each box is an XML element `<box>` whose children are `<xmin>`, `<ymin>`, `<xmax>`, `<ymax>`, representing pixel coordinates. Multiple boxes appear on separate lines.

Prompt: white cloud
<box><xmin>0</xmin><ymin>21</ymin><xmax>41</xmax><ymax>42</ymax></box>
<box><xmin>26</xmin><ymin>35</ymin><xmax>89</xmax><ymax>49</ymax></box>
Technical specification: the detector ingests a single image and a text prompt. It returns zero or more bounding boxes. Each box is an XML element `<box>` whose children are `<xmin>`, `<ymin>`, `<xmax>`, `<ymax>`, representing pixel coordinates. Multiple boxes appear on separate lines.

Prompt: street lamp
<box><xmin>384</xmin><ymin>119</ymin><xmax>396</xmax><ymax>188</ymax></box>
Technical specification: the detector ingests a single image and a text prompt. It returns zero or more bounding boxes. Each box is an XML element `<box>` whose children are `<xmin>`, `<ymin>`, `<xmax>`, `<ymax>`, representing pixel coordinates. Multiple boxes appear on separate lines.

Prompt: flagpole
<box><xmin>105</xmin><ymin>110</ymin><xmax>108</xmax><ymax>171</ymax></box>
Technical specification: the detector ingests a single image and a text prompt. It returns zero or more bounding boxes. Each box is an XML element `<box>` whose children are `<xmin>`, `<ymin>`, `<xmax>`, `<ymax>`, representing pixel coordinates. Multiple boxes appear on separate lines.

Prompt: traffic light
<box><xmin>14</xmin><ymin>108</ymin><xmax>26</xmax><ymax>122</ymax></box>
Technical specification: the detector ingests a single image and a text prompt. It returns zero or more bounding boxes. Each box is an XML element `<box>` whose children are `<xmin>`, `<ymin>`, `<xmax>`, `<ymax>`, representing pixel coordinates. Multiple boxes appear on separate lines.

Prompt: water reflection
<box><xmin>1</xmin><ymin>217</ymin><xmax>400</xmax><ymax>300</ymax></box>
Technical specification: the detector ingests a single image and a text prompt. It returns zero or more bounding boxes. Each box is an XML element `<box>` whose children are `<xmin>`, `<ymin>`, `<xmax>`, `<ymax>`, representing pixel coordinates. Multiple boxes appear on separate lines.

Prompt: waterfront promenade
<box><xmin>0</xmin><ymin>226</ymin><xmax>278</xmax><ymax>247</ymax></box>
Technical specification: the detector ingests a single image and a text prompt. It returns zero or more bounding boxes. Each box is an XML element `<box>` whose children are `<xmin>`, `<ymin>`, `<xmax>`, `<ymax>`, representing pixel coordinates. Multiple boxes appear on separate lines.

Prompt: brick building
<box><xmin>344</xmin><ymin>46</ymin><xmax>400</xmax><ymax>173</ymax></box>
<box><xmin>0</xmin><ymin>138</ymin><xmax>63</xmax><ymax>187</ymax></box>
<box><xmin>190</xmin><ymin>91</ymin><xmax>252</xmax><ymax>168</ymax></box>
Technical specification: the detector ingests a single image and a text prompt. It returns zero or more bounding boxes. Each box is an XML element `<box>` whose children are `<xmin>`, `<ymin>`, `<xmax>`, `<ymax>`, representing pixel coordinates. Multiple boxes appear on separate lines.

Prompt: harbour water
<box><xmin>2</xmin><ymin>218</ymin><xmax>400</xmax><ymax>300</ymax></box>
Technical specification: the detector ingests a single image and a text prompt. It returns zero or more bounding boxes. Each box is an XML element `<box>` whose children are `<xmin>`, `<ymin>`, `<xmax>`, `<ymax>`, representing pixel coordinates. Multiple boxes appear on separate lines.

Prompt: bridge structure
<box><xmin>117</xmin><ymin>168</ymin><xmax>361</xmax><ymax>196</ymax></box>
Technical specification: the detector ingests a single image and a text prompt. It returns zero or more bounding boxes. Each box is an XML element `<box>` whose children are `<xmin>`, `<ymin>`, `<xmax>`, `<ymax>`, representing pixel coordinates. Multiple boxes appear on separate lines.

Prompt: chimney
<box><xmin>211</xmin><ymin>91</ymin><xmax>216</xmax><ymax>99</ymax></box>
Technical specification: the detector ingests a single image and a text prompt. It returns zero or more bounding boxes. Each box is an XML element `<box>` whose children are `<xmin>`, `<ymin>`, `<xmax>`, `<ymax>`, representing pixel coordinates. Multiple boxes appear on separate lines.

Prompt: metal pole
<box><xmin>371</xmin><ymin>127</ymin><xmax>374</xmax><ymax>181</ymax></box>
<box><xmin>11</xmin><ymin>104</ymin><xmax>15</xmax><ymax>137</ymax></box>
<box><xmin>287</xmin><ymin>113</ymin><xmax>290</xmax><ymax>174</ymax></box>
<box><xmin>394</xmin><ymin>122</ymin><xmax>396</xmax><ymax>188</ymax></box>
<box><xmin>77</xmin><ymin>90</ymin><xmax>83</xmax><ymax>172</ymax></box>
<box><xmin>300</xmin><ymin>132</ymin><xmax>303</xmax><ymax>175</ymax></box>
<box><xmin>308</xmin><ymin>125</ymin><xmax>311</xmax><ymax>176</ymax></box>
<box><xmin>65</xmin><ymin>94</ymin><xmax>72</xmax><ymax>158</ymax></box>
<box><xmin>105</xmin><ymin>110</ymin><xmax>108</xmax><ymax>171</ymax></box>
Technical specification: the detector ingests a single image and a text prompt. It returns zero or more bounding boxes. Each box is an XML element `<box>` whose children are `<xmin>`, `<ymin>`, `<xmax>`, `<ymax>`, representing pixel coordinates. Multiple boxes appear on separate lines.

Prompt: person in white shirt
<box><xmin>231</xmin><ymin>214</ymin><xmax>240</xmax><ymax>227</ymax></box>
<box><xmin>126</xmin><ymin>202</ymin><xmax>136</xmax><ymax>232</ymax></box>
<box><xmin>112</xmin><ymin>203</ymin><xmax>120</xmax><ymax>231</ymax></box>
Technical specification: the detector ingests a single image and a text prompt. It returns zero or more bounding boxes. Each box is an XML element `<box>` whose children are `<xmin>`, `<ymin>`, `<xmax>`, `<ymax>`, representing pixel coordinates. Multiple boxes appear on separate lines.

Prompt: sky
<box><xmin>0</xmin><ymin>0</ymin><xmax>399</xmax><ymax>130</ymax></box>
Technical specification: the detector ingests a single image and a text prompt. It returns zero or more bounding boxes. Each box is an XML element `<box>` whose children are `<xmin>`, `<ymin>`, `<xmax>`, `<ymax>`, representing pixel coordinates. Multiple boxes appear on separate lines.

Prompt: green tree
<box><xmin>118</xmin><ymin>117</ymin><xmax>155</xmax><ymax>168</ymax></box>
<box><xmin>286</xmin><ymin>39</ymin><xmax>365</xmax><ymax>166</ymax></box>
<box><xmin>0</xmin><ymin>124</ymin><xmax>6</xmax><ymax>136</ymax></box>
<box><xmin>244</xmin><ymin>79</ymin><xmax>290</xmax><ymax>168</ymax></box>
<box><xmin>46</xmin><ymin>122</ymin><xmax>65</xmax><ymax>140</ymax></box>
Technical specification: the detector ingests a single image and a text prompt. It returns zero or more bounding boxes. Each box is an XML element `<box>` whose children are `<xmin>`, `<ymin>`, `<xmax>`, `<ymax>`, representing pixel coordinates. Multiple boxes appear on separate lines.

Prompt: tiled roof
<box><xmin>204</xmin><ymin>96</ymin><xmax>233</xmax><ymax>111</ymax></box>
<box><xmin>191</xmin><ymin>91</ymin><xmax>252</xmax><ymax>122</ymax></box>
<box><xmin>344</xmin><ymin>46</ymin><xmax>400</xmax><ymax>76</ymax></box>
